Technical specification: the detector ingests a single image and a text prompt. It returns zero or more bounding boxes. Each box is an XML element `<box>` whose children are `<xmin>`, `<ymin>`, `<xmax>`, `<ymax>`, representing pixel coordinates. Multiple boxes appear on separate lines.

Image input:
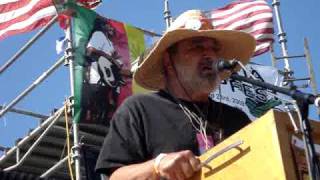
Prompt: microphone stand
<box><xmin>230</xmin><ymin>73</ymin><xmax>320</xmax><ymax>180</ymax></box>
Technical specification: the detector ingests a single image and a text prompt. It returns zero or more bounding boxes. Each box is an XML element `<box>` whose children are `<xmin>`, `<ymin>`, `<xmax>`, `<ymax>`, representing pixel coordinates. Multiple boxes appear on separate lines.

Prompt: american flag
<box><xmin>0</xmin><ymin>0</ymin><xmax>56</xmax><ymax>40</ymax></box>
<box><xmin>0</xmin><ymin>0</ymin><xmax>101</xmax><ymax>40</ymax></box>
<box><xmin>209</xmin><ymin>0</ymin><xmax>274</xmax><ymax>56</ymax></box>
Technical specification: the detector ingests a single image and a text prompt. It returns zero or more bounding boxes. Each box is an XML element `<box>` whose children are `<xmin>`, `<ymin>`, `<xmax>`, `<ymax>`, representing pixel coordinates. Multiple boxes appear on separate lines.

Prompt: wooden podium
<box><xmin>191</xmin><ymin>110</ymin><xmax>320</xmax><ymax>180</ymax></box>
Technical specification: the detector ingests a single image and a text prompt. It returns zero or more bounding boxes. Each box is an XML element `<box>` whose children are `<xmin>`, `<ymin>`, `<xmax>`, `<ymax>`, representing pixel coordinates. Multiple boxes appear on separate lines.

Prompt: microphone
<box><xmin>313</xmin><ymin>96</ymin><xmax>320</xmax><ymax>107</ymax></box>
<box><xmin>215</xmin><ymin>59</ymin><xmax>239</xmax><ymax>72</ymax></box>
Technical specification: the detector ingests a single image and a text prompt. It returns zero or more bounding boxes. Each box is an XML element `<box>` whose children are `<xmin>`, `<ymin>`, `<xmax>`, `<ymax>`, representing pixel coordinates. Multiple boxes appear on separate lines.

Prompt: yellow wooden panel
<box><xmin>191</xmin><ymin>110</ymin><xmax>302</xmax><ymax>180</ymax></box>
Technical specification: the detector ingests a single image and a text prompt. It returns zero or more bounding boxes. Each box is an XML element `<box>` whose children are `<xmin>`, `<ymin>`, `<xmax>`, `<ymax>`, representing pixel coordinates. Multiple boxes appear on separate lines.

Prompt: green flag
<box><xmin>69</xmin><ymin>5</ymin><xmax>156</xmax><ymax>124</ymax></box>
<box><xmin>72</xmin><ymin>5</ymin><xmax>97</xmax><ymax>123</ymax></box>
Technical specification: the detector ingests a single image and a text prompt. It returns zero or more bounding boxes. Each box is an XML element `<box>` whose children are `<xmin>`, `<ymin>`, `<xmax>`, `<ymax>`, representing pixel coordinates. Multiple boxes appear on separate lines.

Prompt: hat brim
<box><xmin>134</xmin><ymin>29</ymin><xmax>256</xmax><ymax>90</ymax></box>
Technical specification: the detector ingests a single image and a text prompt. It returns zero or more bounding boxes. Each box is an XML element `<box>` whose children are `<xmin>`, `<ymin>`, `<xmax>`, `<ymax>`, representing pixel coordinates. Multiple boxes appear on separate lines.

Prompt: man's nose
<box><xmin>202</xmin><ymin>49</ymin><xmax>218</xmax><ymax>61</ymax></box>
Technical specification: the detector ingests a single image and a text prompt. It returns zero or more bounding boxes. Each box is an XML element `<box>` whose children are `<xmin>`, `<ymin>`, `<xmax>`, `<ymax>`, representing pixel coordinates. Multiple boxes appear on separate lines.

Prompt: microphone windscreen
<box><xmin>215</xmin><ymin>59</ymin><xmax>238</xmax><ymax>72</ymax></box>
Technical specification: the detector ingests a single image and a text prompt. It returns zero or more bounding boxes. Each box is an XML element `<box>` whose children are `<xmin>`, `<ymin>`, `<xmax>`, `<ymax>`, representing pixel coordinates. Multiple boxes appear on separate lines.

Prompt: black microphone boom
<box><xmin>216</xmin><ymin>59</ymin><xmax>239</xmax><ymax>72</ymax></box>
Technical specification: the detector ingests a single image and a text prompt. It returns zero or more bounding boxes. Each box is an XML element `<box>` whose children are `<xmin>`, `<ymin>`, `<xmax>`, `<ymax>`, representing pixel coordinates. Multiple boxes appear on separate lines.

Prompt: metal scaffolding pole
<box><xmin>272</xmin><ymin>0</ymin><xmax>293</xmax><ymax>87</ymax></box>
<box><xmin>164</xmin><ymin>0</ymin><xmax>172</xmax><ymax>29</ymax></box>
<box><xmin>0</xmin><ymin>57</ymin><xmax>65</xmax><ymax>118</ymax></box>
<box><xmin>65</xmin><ymin>15</ymin><xmax>81</xmax><ymax>180</ymax></box>
<box><xmin>304</xmin><ymin>38</ymin><xmax>320</xmax><ymax>115</ymax></box>
<box><xmin>0</xmin><ymin>107</ymin><xmax>64</xmax><ymax>163</ymax></box>
<box><xmin>0</xmin><ymin>105</ymin><xmax>48</xmax><ymax>119</ymax></box>
<box><xmin>3</xmin><ymin>109</ymin><xmax>64</xmax><ymax>172</ymax></box>
<box><xmin>0</xmin><ymin>15</ymin><xmax>58</xmax><ymax>74</ymax></box>
<box><xmin>40</xmin><ymin>155</ymin><xmax>69</xmax><ymax>178</ymax></box>
<box><xmin>271</xmin><ymin>0</ymin><xmax>291</xmax><ymax>72</ymax></box>
<box><xmin>270</xmin><ymin>45</ymin><xmax>277</xmax><ymax>68</ymax></box>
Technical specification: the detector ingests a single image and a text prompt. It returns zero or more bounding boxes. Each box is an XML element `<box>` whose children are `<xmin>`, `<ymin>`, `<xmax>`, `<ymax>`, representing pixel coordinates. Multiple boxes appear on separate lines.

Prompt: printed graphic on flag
<box><xmin>208</xmin><ymin>0</ymin><xmax>274</xmax><ymax>56</ymax></box>
<box><xmin>0</xmin><ymin>0</ymin><xmax>56</xmax><ymax>40</ymax></box>
<box><xmin>71</xmin><ymin>5</ymin><xmax>157</xmax><ymax>124</ymax></box>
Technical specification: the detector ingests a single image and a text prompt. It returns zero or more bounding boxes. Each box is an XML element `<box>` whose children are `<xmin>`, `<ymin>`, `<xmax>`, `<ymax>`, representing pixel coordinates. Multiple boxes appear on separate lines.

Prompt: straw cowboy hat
<box><xmin>134</xmin><ymin>9</ymin><xmax>256</xmax><ymax>90</ymax></box>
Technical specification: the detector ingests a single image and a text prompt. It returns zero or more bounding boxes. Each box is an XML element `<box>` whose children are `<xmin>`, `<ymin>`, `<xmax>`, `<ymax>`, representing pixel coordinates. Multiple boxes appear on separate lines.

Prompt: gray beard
<box><xmin>179</xmin><ymin>71</ymin><xmax>221</xmax><ymax>97</ymax></box>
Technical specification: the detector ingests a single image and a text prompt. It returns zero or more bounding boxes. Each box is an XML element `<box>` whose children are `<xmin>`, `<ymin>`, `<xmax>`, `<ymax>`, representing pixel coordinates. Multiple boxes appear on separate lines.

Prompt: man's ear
<box><xmin>163</xmin><ymin>51</ymin><xmax>172</xmax><ymax>69</ymax></box>
<box><xmin>162</xmin><ymin>51</ymin><xmax>174</xmax><ymax>79</ymax></box>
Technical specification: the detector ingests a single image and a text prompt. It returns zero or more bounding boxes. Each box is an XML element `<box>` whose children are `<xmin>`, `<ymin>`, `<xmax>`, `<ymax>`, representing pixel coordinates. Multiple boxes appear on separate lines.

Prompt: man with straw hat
<box><xmin>96</xmin><ymin>9</ymin><xmax>256</xmax><ymax>180</ymax></box>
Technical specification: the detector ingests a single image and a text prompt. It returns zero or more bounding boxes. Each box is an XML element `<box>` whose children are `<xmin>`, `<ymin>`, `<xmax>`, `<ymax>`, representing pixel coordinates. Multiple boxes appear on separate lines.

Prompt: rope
<box><xmin>64</xmin><ymin>103</ymin><xmax>75</xmax><ymax>180</ymax></box>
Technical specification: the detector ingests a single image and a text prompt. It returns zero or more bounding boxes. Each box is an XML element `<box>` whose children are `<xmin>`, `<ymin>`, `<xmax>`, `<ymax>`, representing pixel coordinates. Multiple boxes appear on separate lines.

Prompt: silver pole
<box><xmin>270</xmin><ymin>45</ymin><xmax>277</xmax><ymax>68</ymax></box>
<box><xmin>3</xmin><ymin>109</ymin><xmax>63</xmax><ymax>171</ymax></box>
<box><xmin>304</xmin><ymin>38</ymin><xmax>320</xmax><ymax>115</ymax></box>
<box><xmin>16</xmin><ymin>147</ymin><xmax>20</xmax><ymax>163</ymax></box>
<box><xmin>164</xmin><ymin>0</ymin><xmax>172</xmax><ymax>29</ymax></box>
<box><xmin>0</xmin><ymin>57</ymin><xmax>65</xmax><ymax>118</ymax></box>
<box><xmin>73</xmin><ymin>119</ymin><xmax>81</xmax><ymax>180</ymax></box>
<box><xmin>0</xmin><ymin>107</ymin><xmax>64</xmax><ymax>163</ymax></box>
<box><xmin>0</xmin><ymin>105</ymin><xmax>48</xmax><ymax>119</ymax></box>
<box><xmin>65</xmin><ymin>16</ymin><xmax>81</xmax><ymax>180</ymax></box>
<box><xmin>0</xmin><ymin>15</ymin><xmax>58</xmax><ymax>74</ymax></box>
<box><xmin>271</xmin><ymin>0</ymin><xmax>291</xmax><ymax>72</ymax></box>
<box><xmin>40</xmin><ymin>155</ymin><xmax>69</xmax><ymax>178</ymax></box>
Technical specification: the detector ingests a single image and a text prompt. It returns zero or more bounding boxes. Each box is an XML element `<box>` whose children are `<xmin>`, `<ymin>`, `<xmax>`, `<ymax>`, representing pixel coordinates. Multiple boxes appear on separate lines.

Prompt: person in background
<box><xmin>83</xmin><ymin>18</ymin><xmax>131</xmax><ymax>124</ymax></box>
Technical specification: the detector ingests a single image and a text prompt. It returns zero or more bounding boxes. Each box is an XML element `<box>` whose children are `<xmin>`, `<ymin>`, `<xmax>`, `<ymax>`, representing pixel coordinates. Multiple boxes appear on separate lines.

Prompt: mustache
<box><xmin>200</xmin><ymin>59</ymin><xmax>213</xmax><ymax>66</ymax></box>
<box><xmin>199</xmin><ymin>58</ymin><xmax>219</xmax><ymax>71</ymax></box>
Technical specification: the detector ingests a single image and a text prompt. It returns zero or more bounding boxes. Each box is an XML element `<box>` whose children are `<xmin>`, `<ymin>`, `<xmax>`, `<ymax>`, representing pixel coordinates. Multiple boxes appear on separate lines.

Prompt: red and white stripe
<box><xmin>0</xmin><ymin>0</ymin><xmax>56</xmax><ymax>40</ymax></box>
<box><xmin>209</xmin><ymin>0</ymin><xmax>274</xmax><ymax>56</ymax></box>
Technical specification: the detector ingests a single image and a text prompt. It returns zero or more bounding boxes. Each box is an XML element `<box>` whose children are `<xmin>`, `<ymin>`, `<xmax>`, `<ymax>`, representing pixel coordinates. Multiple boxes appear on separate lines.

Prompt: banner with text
<box><xmin>210</xmin><ymin>64</ymin><xmax>290</xmax><ymax>120</ymax></box>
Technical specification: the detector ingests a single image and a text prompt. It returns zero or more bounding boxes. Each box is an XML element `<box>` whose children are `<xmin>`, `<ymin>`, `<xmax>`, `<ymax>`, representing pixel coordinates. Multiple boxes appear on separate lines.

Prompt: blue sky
<box><xmin>1</xmin><ymin>0</ymin><xmax>320</xmax><ymax>150</ymax></box>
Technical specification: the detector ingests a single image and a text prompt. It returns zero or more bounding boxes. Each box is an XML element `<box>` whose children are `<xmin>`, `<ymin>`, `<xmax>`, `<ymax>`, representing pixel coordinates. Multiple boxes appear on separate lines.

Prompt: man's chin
<box><xmin>200</xmin><ymin>71</ymin><xmax>214</xmax><ymax>77</ymax></box>
<box><xmin>196</xmin><ymin>83</ymin><xmax>217</xmax><ymax>94</ymax></box>
<box><xmin>205</xmin><ymin>80</ymin><xmax>220</xmax><ymax>92</ymax></box>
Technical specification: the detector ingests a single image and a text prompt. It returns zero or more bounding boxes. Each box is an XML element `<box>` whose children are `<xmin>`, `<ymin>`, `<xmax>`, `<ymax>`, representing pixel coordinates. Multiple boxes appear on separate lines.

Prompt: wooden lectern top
<box><xmin>191</xmin><ymin>110</ymin><xmax>320</xmax><ymax>180</ymax></box>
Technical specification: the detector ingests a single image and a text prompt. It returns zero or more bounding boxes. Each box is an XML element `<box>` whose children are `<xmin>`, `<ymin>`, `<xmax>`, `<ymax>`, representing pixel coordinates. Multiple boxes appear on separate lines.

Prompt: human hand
<box><xmin>111</xmin><ymin>50</ymin><xmax>121</xmax><ymax>59</ymax></box>
<box><xmin>156</xmin><ymin>150</ymin><xmax>201</xmax><ymax>180</ymax></box>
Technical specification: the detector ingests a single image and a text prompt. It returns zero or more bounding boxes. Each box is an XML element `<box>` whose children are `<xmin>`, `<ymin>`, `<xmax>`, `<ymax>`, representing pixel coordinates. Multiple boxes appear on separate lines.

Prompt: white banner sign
<box><xmin>210</xmin><ymin>64</ymin><xmax>291</xmax><ymax>121</ymax></box>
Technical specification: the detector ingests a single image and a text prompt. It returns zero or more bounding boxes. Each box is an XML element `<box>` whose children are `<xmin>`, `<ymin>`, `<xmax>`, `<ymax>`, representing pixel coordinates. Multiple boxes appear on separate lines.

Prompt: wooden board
<box><xmin>190</xmin><ymin>110</ymin><xmax>320</xmax><ymax>180</ymax></box>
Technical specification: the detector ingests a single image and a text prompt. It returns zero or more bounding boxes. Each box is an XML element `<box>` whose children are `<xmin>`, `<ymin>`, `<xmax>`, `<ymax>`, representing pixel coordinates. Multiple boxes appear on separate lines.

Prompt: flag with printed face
<box><xmin>0</xmin><ymin>0</ymin><xmax>56</xmax><ymax>40</ymax></box>
<box><xmin>70</xmin><ymin>5</ymin><xmax>157</xmax><ymax>124</ymax></box>
<box><xmin>208</xmin><ymin>0</ymin><xmax>274</xmax><ymax>56</ymax></box>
